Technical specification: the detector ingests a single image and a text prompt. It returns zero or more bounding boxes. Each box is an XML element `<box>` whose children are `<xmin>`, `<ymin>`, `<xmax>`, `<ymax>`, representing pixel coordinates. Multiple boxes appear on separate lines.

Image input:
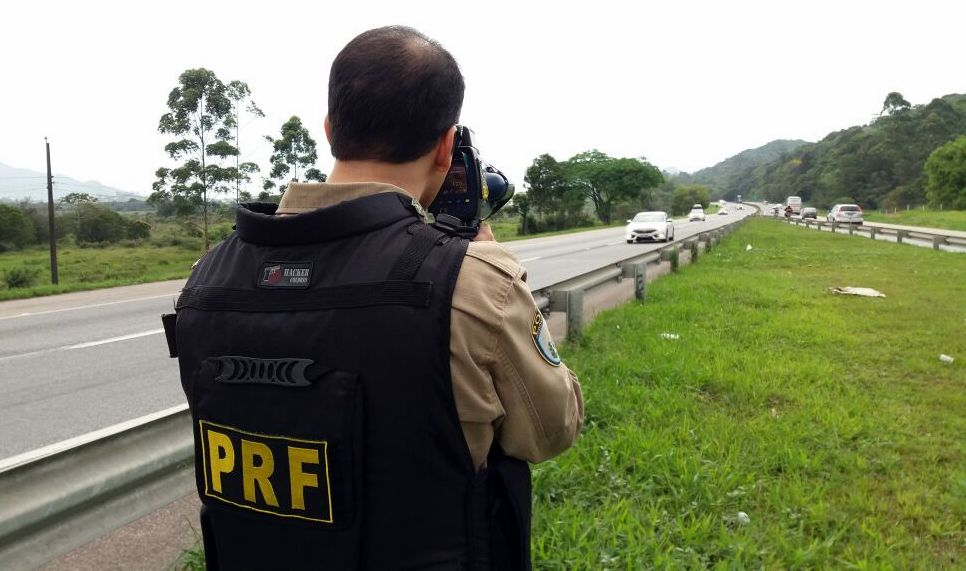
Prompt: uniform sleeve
<box><xmin>490</xmin><ymin>267</ymin><xmax>584</xmax><ymax>464</ymax></box>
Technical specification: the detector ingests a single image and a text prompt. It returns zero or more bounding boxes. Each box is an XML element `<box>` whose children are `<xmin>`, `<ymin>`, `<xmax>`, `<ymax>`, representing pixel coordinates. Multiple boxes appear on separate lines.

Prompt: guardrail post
<box><xmin>566</xmin><ymin>289</ymin><xmax>584</xmax><ymax>340</ymax></box>
<box><xmin>661</xmin><ymin>246</ymin><xmax>679</xmax><ymax>271</ymax></box>
<box><xmin>624</xmin><ymin>261</ymin><xmax>647</xmax><ymax>300</ymax></box>
<box><xmin>817</xmin><ymin>221</ymin><xmax>824</xmax><ymax>231</ymax></box>
<box><xmin>848</xmin><ymin>224</ymin><xmax>854</xmax><ymax>236</ymax></box>
<box><xmin>869</xmin><ymin>226</ymin><xmax>877</xmax><ymax>240</ymax></box>
<box><xmin>830</xmin><ymin>220</ymin><xmax>837</xmax><ymax>232</ymax></box>
<box><xmin>689</xmin><ymin>239</ymin><xmax>699</xmax><ymax>262</ymax></box>
<box><xmin>932</xmin><ymin>235</ymin><xmax>946</xmax><ymax>250</ymax></box>
<box><xmin>896</xmin><ymin>230</ymin><xmax>905</xmax><ymax>244</ymax></box>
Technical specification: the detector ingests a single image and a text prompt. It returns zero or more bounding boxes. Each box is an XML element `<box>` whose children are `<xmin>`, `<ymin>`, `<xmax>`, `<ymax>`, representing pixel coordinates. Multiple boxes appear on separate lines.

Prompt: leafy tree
<box><xmin>506</xmin><ymin>192</ymin><xmax>533</xmax><ymax>234</ymax></box>
<box><xmin>564</xmin><ymin>150</ymin><xmax>663</xmax><ymax>223</ymax></box>
<box><xmin>0</xmin><ymin>204</ymin><xmax>35</xmax><ymax>251</ymax></box>
<box><xmin>924</xmin><ymin>135</ymin><xmax>966</xmax><ymax>209</ymax></box>
<box><xmin>671</xmin><ymin>184</ymin><xmax>711</xmax><ymax>216</ymax></box>
<box><xmin>225</xmin><ymin>80</ymin><xmax>264</xmax><ymax>203</ymax></box>
<box><xmin>263</xmin><ymin>116</ymin><xmax>325</xmax><ymax>194</ymax></box>
<box><xmin>152</xmin><ymin>68</ymin><xmax>238</xmax><ymax>250</ymax></box>
<box><xmin>882</xmin><ymin>91</ymin><xmax>911</xmax><ymax>116</ymax></box>
<box><xmin>74</xmin><ymin>204</ymin><xmax>128</xmax><ymax>244</ymax></box>
<box><xmin>59</xmin><ymin>192</ymin><xmax>98</xmax><ymax>239</ymax></box>
<box><xmin>524</xmin><ymin>154</ymin><xmax>582</xmax><ymax>221</ymax></box>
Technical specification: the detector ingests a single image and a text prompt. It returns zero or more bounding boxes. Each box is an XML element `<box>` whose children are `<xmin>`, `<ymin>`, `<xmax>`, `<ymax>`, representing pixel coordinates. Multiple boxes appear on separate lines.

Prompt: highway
<box><xmin>756</xmin><ymin>206</ymin><xmax>966</xmax><ymax>253</ymax></box>
<box><xmin>0</xmin><ymin>206</ymin><xmax>753</xmax><ymax>459</ymax></box>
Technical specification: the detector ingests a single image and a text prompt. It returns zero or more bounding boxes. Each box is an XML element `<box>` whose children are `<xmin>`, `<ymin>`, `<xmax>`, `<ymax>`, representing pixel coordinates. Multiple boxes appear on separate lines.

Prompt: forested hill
<box><xmin>715</xmin><ymin>93</ymin><xmax>966</xmax><ymax>208</ymax></box>
<box><xmin>688</xmin><ymin>139</ymin><xmax>809</xmax><ymax>198</ymax></box>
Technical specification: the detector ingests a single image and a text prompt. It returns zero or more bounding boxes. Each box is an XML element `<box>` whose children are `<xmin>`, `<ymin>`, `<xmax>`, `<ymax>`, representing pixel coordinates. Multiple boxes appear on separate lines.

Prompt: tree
<box><xmin>0</xmin><ymin>204</ymin><xmax>34</xmax><ymax>251</ymax></box>
<box><xmin>564</xmin><ymin>150</ymin><xmax>663</xmax><ymax>223</ymax></box>
<box><xmin>671</xmin><ymin>184</ymin><xmax>711</xmax><ymax>216</ymax></box>
<box><xmin>73</xmin><ymin>204</ymin><xmax>128</xmax><ymax>243</ymax></box>
<box><xmin>524</xmin><ymin>154</ymin><xmax>582</xmax><ymax>221</ymax></box>
<box><xmin>263</xmin><ymin>116</ymin><xmax>324</xmax><ymax>194</ymax></box>
<box><xmin>881</xmin><ymin>91</ymin><xmax>911</xmax><ymax>116</ymax></box>
<box><xmin>225</xmin><ymin>80</ymin><xmax>264</xmax><ymax>203</ymax></box>
<box><xmin>152</xmin><ymin>68</ymin><xmax>238</xmax><ymax>250</ymax></box>
<box><xmin>506</xmin><ymin>192</ymin><xmax>533</xmax><ymax>234</ymax></box>
<box><xmin>924</xmin><ymin>135</ymin><xmax>966</xmax><ymax>209</ymax></box>
<box><xmin>59</xmin><ymin>192</ymin><xmax>98</xmax><ymax>238</ymax></box>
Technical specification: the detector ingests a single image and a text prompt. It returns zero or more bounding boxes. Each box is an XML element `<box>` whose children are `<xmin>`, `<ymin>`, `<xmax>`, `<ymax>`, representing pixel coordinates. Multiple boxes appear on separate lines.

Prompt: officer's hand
<box><xmin>473</xmin><ymin>224</ymin><xmax>495</xmax><ymax>242</ymax></box>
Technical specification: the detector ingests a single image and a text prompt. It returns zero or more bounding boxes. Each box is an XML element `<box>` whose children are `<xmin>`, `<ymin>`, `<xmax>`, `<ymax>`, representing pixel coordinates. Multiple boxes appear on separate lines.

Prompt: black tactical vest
<box><xmin>163</xmin><ymin>193</ymin><xmax>531</xmax><ymax>570</ymax></box>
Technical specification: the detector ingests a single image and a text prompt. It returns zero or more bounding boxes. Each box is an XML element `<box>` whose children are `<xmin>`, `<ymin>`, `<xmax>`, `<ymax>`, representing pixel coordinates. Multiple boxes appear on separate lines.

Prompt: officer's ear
<box><xmin>324</xmin><ymin>115</ymin><xmax>333</xmax><ymax>145</ymax></box>
<box><xmin>432</xmin><ymin>126</ymin><xmax>457</xmax><ymax>173</ymax></box>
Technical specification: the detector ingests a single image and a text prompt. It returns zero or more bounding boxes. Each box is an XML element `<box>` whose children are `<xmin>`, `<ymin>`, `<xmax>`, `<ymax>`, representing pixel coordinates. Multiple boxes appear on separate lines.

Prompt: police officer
<box><xmin>168</xmin><ymin>25</ymin><xmax>582</xmax><ymax>570</ymax></box>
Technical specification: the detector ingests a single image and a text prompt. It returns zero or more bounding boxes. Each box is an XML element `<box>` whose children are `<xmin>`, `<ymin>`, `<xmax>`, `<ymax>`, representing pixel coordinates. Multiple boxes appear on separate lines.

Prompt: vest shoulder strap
<box><xmin>387</xmin><ymin>223</ymin><xmax>449</xmax><ymax>281</ymax></box>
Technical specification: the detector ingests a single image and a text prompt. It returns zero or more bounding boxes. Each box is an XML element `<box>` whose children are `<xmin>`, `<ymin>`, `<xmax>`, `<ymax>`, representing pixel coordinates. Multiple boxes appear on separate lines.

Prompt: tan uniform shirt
<box><xmin>278</xmin><ymin>182</ymin><xmax>583</xmax><ymax>469</ymax></box>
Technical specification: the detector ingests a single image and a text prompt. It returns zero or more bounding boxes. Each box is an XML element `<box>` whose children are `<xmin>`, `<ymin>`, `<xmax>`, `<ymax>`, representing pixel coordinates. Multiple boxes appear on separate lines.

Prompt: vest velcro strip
<box><xmin>176</xmin><ymin>281</ymin><xmax>433</xmax><ymax>312</ymax></box>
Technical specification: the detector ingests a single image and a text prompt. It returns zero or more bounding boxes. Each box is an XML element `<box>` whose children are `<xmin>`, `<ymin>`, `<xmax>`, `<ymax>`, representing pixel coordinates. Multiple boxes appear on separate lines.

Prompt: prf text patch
<box><xmin>199</xmin><ymin>420</ymin><xmax>333</xmax><ymax>523</ymax></box>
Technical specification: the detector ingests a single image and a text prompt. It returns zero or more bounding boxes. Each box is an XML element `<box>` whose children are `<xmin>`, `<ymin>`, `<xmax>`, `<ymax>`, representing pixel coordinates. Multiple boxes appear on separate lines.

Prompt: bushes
<box><xmin>2</xmin><ymin>267</ymin><xmax>41</xmax><ymax>289</ymax></box>
<box><xmin>0</xmin><ymin>204</ymin><xmax>35</xmax><ymax>251</ymax></box>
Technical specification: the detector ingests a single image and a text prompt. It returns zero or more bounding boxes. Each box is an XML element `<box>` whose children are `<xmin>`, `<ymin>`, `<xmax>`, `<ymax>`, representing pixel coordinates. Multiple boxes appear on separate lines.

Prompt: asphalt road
<box><xmin>0</xmin><ymin>206</ymin><xmax>753</xmax><ymax>459</ymax></box>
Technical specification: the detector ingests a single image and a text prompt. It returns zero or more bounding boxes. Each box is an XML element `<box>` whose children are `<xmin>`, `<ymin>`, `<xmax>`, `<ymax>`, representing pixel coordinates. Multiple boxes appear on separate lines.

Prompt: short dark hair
<box><xmin>328</xmin><ymin>26</ymin><xmax>465</xmax><ymax>163</ymax></box>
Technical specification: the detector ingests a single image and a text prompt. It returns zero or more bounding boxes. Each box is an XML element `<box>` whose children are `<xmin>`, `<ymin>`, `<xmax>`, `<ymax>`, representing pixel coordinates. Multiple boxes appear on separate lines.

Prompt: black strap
<box><xmin>161</xmin><ymin>313</ymin><xmax>178</xmax><ymax>358</ymax></box>
<box><xmin>176</xmin><ymin>281</ymin><xmax>433</xmax><ymax>312</ymax></box>
<box><xmin>387</xmin><ymin>224</ymin><xmax>444</xmax><ymax>281</ymax></box>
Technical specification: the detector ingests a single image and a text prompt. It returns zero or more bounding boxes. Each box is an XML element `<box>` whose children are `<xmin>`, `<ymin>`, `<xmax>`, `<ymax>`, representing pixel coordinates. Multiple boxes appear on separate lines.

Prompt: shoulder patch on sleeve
<box><xmin>465</xmin><ymin>242</ymin><xmax>522</xmax><ymax>278</ymax></box>
<box><xmin>530</xmin><ymin>311</ymin><xmax>562</xmax><ymax>367</ymax></box>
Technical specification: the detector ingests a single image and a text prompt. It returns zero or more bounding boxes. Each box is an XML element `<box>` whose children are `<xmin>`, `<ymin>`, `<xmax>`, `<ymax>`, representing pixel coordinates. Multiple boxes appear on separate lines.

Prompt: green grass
<box><xmin>864</xmin><ymin>209</ymin><xmax>966</xmax><ymax>232</ymax></box>
<box><xmin>534</xmin><ymin>218</ymin><xmax>964</xmax><ymax>568</ymax></box>
<box><xmin>0</xmin><ymin>244</ymin><xmax>200</xmax><ymax>301</ymax></box>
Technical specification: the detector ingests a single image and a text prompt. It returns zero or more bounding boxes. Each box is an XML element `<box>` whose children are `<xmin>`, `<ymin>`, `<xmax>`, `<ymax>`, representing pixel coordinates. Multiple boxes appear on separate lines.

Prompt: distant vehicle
<box><xmin>827</xmin><ymin>204</ymin><xmax>863</xmax><ymax>224</ymax></box>
<box><xmin>719</xmin><ymin>199</ymin><xmax>726</xmax><ymax>207</ymax></box>
<box><xmin>688</xmin><ymin>206</ymin><xmax>705</xmax><ymax>222</ymax></box>
<box><xmin>801</xmin><ymin>207</ymin><xmax>817</xmax><ymax>219</ymax></box>
<box><xmin>771</xmin><ymin>206</ymin><xmax>781</xmax><ymax>216</ymax></box>
<box><xmin>718</xmin><ymin>207</ymin><xmax>729</xmax><ymax>215</ymax></box>
<box><xmin>786</xmin><ymin>196</ymin><xmax>803</xmax><ymax>215</ymax></box>
<box><xmin>626</xmin><ymin>211</ymin><xmax>675</xmax><ymax>243</ymax></box>
<box><xmin>737</xmin><ymin>194</ymin><xmax>742</xmax><ymax>203</ymax></box>
<box><xmin>736</xmin><ymin>204</ymin><xmax>744</xmax><ymax>210</ymax></box>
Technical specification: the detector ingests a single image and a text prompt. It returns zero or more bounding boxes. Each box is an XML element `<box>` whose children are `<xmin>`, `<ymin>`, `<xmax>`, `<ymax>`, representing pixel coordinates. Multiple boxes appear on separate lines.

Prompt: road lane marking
<box><xmin>65</xmin><ymin>328</ymin><xmax>165</xmax><ymax>350</ymax></box>
<box><xmin>519</xmin><ymin>256</ymin><xmax>541</xmax><ymax>262</ymax></box>
<box><xmin>0</xmin><ymin>292</ymin><xmax>179</xmax><ymax>322</ymax></box>
<box><xmin>0</xmin><ymin>328</ymin><xmax>165</xmax><ymax>363</ymax></box>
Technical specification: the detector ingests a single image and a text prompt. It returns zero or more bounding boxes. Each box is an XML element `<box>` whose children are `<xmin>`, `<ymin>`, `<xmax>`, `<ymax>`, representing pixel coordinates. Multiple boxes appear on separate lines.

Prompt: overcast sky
<box><xmin>2</xmin><ymin>0</ymin><xmax>964</xmax><ymax>196</ymax></box>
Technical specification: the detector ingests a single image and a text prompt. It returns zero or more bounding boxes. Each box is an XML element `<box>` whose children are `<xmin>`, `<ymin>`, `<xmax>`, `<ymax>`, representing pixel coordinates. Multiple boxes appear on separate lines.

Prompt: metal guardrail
<box><xmin>773</xmin><ymin>214</ymin><xmax>966</xmax><ymax>251</ymax></box>
<box><xmin>0</xmin><ymin>216</ymin><xmax>749</xmax><ymax>570</ymax></box>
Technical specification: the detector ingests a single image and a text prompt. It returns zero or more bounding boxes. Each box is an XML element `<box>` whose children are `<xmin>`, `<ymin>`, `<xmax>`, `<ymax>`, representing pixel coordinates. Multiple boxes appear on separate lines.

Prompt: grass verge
<box><xmin>0</xmin><ymin>245</ymin><xmax>199</xmax><ymax>301</ymax></box>
<box><xmin>534</xmin><ymin>217</ymin><xmax>964</xmax><ymax>567</ymax></box>
<box><xmin>863</xmin><ymin>209</ymin><xmax>966</xmax><ymax>232</ymax></box>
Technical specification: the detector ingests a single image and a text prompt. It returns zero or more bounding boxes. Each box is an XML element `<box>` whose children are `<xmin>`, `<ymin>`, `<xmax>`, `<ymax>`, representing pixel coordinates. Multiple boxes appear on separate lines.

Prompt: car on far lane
<box><xmin>718</xmin><ymin>207</ymin><xmax>729</xmax><ymax>215</ymax></box>
<box><xmin>802</xmin><ymin>207</ymin><xmax>817</xmax><ymax>219</ymax></box>
<box><xmin>626</xmin><ymin>211</ymin><xmax>675</xmax><ymax>243</ymax></box>
<box><xmin>688</xmin><ymin>205</ymin><xmax>706</xmax><ymax>222</ymax></box>
<box><xmin>827</xmin><ymin>204</ymin><xmax>864</xmax><ymax>224</ymax></box>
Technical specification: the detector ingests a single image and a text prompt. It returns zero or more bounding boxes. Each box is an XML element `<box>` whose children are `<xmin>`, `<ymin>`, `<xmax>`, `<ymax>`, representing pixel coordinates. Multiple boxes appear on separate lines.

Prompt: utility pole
<box><xmin>45</xmin><ymin>137</ymin><xmax>59</xmax><ymax>285</ymax></box>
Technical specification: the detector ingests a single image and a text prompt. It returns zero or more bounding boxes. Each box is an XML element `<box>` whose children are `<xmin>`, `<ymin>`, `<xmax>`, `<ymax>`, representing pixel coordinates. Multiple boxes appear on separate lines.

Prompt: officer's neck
<box><xmin>328</xmin><ymin>160</ymin><xmax>437</xmax><ymax>206</ymax></box>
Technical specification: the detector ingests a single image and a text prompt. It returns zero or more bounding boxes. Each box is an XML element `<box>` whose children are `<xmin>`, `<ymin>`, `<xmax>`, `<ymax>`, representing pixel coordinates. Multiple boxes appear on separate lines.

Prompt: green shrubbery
<box><xmin>2</xmin><ymin>266</ymin><xmax>41</xmax><ymax>288</ymax></box>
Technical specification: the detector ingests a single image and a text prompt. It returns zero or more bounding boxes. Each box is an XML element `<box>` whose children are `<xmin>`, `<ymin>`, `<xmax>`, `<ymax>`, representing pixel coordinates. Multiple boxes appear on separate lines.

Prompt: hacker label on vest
<box><xmin>258</xmin><ymin>261</ymin><xmax>314</xmax><ymax>289</ymax></box>
<box><xmin>199</xmin><ymin>420</ymin><xmax>334</xmax><ymax>523</ymax></box>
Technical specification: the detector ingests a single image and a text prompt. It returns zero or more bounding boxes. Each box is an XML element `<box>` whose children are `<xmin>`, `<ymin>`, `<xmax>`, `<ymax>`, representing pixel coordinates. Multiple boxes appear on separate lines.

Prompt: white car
<box><xmin>718</xmin><ymin>207</ymin><xmax>729</xmax><ymax>215</ymax></box>
<box><xmin>626</xmin><ymin>211</ymin><xmax>675</xmax><ymax>243</ymax></box>
<box><xmin>688</xmin><ymin>206</ymin><xmax>705</xmax><ymax>222</ymax></box>
<box><xmin>827</xmin><ymin>204</ymin><xmax>864</xmax><ymax>224</ymax></box>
